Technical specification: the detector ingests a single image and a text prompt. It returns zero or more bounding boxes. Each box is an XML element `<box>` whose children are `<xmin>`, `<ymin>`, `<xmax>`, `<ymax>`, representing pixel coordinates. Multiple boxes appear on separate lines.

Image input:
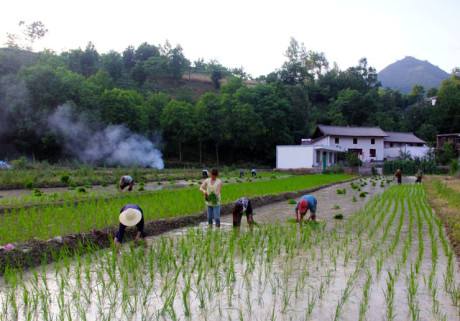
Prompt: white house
<box><xmin>276</xmin><ymin>125</ymin><xmax>429</xmax><ymax>170</ymax></box>
<box><xmin>383</xmin><ymin>132</ymin><xmax>430</xmax><ymax>160</ymax></box>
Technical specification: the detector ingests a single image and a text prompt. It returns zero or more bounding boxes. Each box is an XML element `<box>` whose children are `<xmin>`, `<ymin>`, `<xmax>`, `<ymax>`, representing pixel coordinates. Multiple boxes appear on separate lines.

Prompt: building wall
<box><xmin>316</xmin><ymin>136</ymin><xmax>385</xmax><ymax>161</ymax></box>
<box><xmin>384</xmin><ymin>146</ymin><xmax>430</xmax><ymax>159</ymax></box>
<box><xmin>276</xmin><ymin>146</ymin><xmax>314</xmax><ymax>169</ymax></box>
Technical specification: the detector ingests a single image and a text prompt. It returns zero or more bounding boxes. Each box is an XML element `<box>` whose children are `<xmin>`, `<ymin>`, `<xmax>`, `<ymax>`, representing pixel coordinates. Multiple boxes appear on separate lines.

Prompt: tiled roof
<box><xmin>384</xmin><ymin>132</ymin><xmax>426</xmax><ymax>144</ymax></box>
<box><xmin>317</xmin><ymin>125</ymin><xmax>388</xmax><ymax>137</ymax></box>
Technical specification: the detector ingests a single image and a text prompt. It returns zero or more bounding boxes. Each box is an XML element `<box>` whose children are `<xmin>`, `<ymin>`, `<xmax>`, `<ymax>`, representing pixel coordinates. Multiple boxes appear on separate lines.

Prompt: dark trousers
<box><xmin>115</xmin><ymin>216</ymin><xmax>145</xmax><ymax>243</ymax></box>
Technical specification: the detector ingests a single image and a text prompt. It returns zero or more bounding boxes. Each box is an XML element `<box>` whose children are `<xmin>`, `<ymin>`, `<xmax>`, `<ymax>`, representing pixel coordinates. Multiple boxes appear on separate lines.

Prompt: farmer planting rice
<box><xmin>114</xmin><ymin>204</ymin><xmax>145</xmax><ymax>246</ymax></box>
<box><xmin>232</xmin><ymin>197</ymin><xmax>255</xmax><ymax>228</ymax></box>
<box><xmin>200</xmin><ymin>168</ymin><xmax>222</xmax><ymax>227</ymax></box>
<box><xmin>394</xmin><ymin>168</ymin><xmax>402</xmax><ymax>185</ymax></box>
<box><xmin>295</xmin><ymin>194</ymin><xmax>318</xmax><ymax>223</ymax></box>
<box><xmin>119</xmin><ymin>175</ymin><xmax>134</xmax><ymax>191</ymax></box>
<box><xmin>415</xmin><ymin>169</ymin><xmax>423</xmax><ymax>183</ymax></box>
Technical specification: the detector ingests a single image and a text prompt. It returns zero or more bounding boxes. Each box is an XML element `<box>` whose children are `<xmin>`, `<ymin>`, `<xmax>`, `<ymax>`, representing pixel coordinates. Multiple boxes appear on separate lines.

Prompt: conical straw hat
<box><xmin>119</xmin><ymin>208</ymin><xmax>142</xmax><ymax>227</ymax></box>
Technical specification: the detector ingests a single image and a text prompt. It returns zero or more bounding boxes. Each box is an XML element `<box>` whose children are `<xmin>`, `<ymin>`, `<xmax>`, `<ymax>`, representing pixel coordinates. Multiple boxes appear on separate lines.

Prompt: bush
<box><xmin>334</xmin><ymin>213</ymin><xmax>344</xmax><ymax>219</ymax></box>
<box><xmin>323</xmin><ymin>165</ymin><xmax>344</xmax><ymax>174</ymax></box>
<box><xmin>11</xmin><ymin>157</ymin><xmax>29</xmax><ymax>169</ymax></box>
<box><xmin>77</xmin><ymin>187</ymin><xmax>87</xmax><ymax>193</ymax></box>
<box><xmin>450</xmin><ymin>159</ymin><xmax>459</xmax><ymax>175</ymax></box>
<box><xmin>336</xmin><ymin>188</ymin><xmax>346</xmax><ymax>195</ymax></box>
<box><xmin>383</xmin><ymin>159</ymin><xmax>438</xmax><ymax>175</ymax></box>
<box><xmin>24</xmin><ymin>181</ymin><xmax>34</xmax><ymax>189</ymax></box>
<box><xmin>346</xmin><ymin>152</ymin><xmax>362</xmax><ymax>167</ymax></box>
<box><xmin>60</xmin><ymin>174</ymin><xmax>71</xmax><ymax>185</ymax></box>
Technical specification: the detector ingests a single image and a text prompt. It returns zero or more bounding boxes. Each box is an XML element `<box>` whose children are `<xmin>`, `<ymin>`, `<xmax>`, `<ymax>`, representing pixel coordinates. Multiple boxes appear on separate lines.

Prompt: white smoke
<box><xmin>48</xmin><ymin>104</ymin><xmax>164</xmax><ymax>169</ymax></box>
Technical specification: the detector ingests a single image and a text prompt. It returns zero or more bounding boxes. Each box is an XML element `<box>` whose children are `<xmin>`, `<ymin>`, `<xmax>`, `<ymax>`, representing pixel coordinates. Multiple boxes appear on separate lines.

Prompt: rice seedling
<box><xmin>384</xmin><ymin>271</ymin><xmax>396</xmax><ymax>321</ymax></box>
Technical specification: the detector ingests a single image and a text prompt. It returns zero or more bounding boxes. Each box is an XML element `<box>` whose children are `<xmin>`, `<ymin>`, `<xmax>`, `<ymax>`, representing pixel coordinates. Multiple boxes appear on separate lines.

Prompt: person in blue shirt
<box><xmin>295</xmin><ymin>195</ymin><xmax>318</xmax><ymax>223</ymax></box>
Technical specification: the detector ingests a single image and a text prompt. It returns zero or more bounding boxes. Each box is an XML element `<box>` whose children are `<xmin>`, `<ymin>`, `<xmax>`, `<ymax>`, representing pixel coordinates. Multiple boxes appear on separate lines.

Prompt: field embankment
<box><xmin>424</xmin><ymin>176</ymin><xmax>460</xmax><ymax>261</ymax></box>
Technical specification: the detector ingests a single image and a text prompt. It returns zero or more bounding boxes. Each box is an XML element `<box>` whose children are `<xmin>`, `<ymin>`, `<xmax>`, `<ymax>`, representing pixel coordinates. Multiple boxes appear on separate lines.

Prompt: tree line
<box><xmin>1</xmin><ymin>35</ymin><xmax>459</xmax><ymax>165</ymax></box>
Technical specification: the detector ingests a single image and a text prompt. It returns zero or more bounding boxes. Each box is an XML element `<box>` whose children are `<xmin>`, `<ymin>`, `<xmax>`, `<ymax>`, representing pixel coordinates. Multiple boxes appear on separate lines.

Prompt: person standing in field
<box><xmin>119</xmin><ymin>175</ymin><xmax>134</xmax><ymax>191</ymax></box>
<box><xmin>232</xmin><ymin>197</ymin><xmax>255</xmax><ymax>228</ymax></box>
<box><xmin>200</xmin><ymin>168</ymin><xmax>222</xmax><ymax>227</ymax></box>
<box><xmin>415</xmin><ymin>169</ymin><xmax>423</xmax><ymax>183</ymax></box>
<box><xmin>394</xmin><ymin>169</ymin><xmax>402</xmax><ymax>185</ymax></box>
<box><xmin>114</xmin><ymin>204</ymin><xmax>145</xmax><ymax>246</ymax></box>
<box><xmin>295</xmin><ymin>194</ymin><xmax>318</xmax><ymax>223</ymax></box>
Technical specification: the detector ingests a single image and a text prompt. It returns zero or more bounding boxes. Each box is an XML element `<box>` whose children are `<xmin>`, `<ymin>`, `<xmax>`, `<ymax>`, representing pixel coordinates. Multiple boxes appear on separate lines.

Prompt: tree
<box><xmin>195</xmin><ymin>93</ymin><xmax>226</xmax><ymax>164</ymax></box>
<box><xmin>437</xmin><ymin>143</ymin><xmax>457</xmax><ymax>165</ymax></box>
<box><xmin>99</xmin><ymin>88</ymin><xmax>146</xmax><ymax>131</ymax></box>
<box><xmin>211</xmin><ymin>68</ymin><xmax>223</xmax><ymax>89</ymax></box>
<box><xmin>134</xmin><ymin>42</ymin><xmax>160</xmax><ymax>61</ymax></box>
<box><xmin>101</xmin><ymin>51</ymin><xmax>123</xmax><ymax>80</ymax></box>
<box><xmin>408</xmin><ymin>85</ymin><xmax>425</xmax><ymax>104</ymax></box>
<box><xmin>279</xmin><ymin>37</ymin><xmax>311</xmax><ymax>85</ymax></box>
<box><xmin>4</xmin><ymin>20</ymin><xmax>48</xmax><ymax>50</ymax></box>
<box><xmin>165</xmin><ymin>45</ymin><xmax>189</xmax><ymax>80</ymax></box>
<box><xmin>436</xmin><ymin>75</ymin><xmax>460</xmax><ymax>133</ymax></box>
<box><xmin>426</xmin><ymin>87</ymin><xmax>438</xmax><ymax>97</ymax></box>
<box><xmin>160</xmin><ymin>100</ymin><xmax>193</xmax><ymax>162</ymax></box>
<box><xmin>122</xmin><ymin>46</ymin><xmax>136</xmax><ymax>70</ymax></box>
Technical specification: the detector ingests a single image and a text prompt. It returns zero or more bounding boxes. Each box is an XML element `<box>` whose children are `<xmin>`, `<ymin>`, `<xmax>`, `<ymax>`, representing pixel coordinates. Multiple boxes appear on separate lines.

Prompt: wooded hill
<box><xmin>1</xmin><ymin>39</ymin><xmax>459</xmax><ymax>165</ymax></box>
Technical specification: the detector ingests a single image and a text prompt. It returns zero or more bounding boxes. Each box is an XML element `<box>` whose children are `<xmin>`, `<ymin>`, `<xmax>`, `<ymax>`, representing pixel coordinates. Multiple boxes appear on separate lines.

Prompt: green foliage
<box><xmin>437</xmin><ymin>143</ymin><xmax>457</xmax><ymax>165</ymax></box>
<box><xmin>333</xmin><ymin>213</ymin><xmax>344</xmax><ymax>219</ymax></box>
<box><xmin>60</xmin><ymin>174</ymin><xmax>71</xmax><ymax>185</ymax></box>
<box><xmin>2</xmin><ymin>39</ymin><xmax>460</xmax><ymax>165</ymax></box>
<box><xmin>383</xmin><ymin>159</ymin><xmax>438</xmax><ymax>175</ymax></box>
<box><xmin>10</xmin><ymin>157</ymin><xmax>29</xmax><ymax>169</ymax></box>
<box><xmin>450</xmin><ymin>159</ymin><xmax>459</xmax><ymax>175</ymax></box>
<box><xmin>346</xmin><ymin>152</ymin><xmax>362</xmax><ymax>167</ymax></box>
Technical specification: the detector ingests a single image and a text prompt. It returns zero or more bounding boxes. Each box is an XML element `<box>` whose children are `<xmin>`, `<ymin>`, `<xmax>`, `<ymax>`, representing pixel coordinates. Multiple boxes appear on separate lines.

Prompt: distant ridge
<box><xmin>378</xmin><ymin>56</ymin><xmax>450</xmax><ymax>93</ymax></box>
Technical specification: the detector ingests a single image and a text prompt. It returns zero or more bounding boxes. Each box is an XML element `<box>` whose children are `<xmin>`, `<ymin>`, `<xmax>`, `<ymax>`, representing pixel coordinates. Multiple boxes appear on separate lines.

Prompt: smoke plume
<box><xmin>48</xmin><ymin>104</ymin><xmax>164</xmax><ymax>169</ymax></box>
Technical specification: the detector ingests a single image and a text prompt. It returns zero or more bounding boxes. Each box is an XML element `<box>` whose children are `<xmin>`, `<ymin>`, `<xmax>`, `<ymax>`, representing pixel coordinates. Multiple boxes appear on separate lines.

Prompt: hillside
<box><xmin>378</xmin><ymin>56</ymin><xmax>449</xmax><ymax>93</ymax></box>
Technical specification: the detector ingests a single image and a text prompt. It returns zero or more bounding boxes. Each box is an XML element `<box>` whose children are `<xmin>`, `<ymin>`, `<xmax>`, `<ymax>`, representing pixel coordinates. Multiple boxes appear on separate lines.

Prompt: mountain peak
<box><xmin>378</xmin><ymin>57</ymin><xmax>449</xmax><ymax>93</ymax></box>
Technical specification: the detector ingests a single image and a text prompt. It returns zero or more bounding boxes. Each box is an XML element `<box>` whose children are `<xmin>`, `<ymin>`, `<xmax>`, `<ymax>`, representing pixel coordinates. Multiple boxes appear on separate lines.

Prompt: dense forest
<box><xmin>1</xmin><ymin>29</ymin><xmax>459</xmax><ymax>165</ymax></box>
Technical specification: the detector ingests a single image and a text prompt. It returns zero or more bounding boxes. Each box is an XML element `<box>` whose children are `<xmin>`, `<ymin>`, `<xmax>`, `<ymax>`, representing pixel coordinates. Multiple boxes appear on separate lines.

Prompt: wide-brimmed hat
<box><xmin>119</xmin><ymin>208</ymin><xmax>142</xmax><ymax>226</ymax></box>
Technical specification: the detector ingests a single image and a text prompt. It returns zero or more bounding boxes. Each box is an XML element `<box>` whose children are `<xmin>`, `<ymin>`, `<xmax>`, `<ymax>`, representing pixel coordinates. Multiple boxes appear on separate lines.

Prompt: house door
<box><xmin>322</xmin><ymin>152</ymin><xmax>327</xmax><ymax>170</ymax></box>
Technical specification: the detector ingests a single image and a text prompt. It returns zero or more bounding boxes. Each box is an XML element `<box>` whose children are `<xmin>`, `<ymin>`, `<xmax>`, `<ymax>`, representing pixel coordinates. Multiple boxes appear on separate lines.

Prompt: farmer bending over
<box><xmin>295</xmin><ymin>194</ymin><xmax>318</xmax><ymax>223</ymax></box>
<box><xmin>200</xmin><ymin>168</ymin><xmax>222</xmax><ymax>227</ymax></box>
<box><xmin>119</xmin><ymin>175</ymin><xmax>134</xmax><ymax>191</ymax></box>
<box><xmin>114</xmin><ymin>204</ymin><xmax>145</xmax><ymax>246</ymax></box>
<box><xmin>232</xmin><ymin>197</ymin><xmax>255</xmax><ymax>228</ymax></box>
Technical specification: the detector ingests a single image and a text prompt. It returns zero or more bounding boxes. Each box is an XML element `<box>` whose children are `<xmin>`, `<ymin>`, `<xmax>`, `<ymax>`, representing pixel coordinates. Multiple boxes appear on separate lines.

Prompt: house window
<box><xmin>316</xmin><ymin>150</ymin><xmax>321</xmax><ymax>164</ymax></box>
<box><xmin>353</xmin><ymin>138</ymin><xmax>358</xmax><ymax>144</ymax></box>
<box><xmin>371</xmin><ymin>138</ymin><xmax>375</xmax><ymax>145</ymax></box>
<box><xmin>370</xmin><ymin>149</ymin><xmax>376</xmax><ymax>157</ymax></box>
<box><xmin>390</xmin><ymin>143</ymin><xmax>394</xmax><ymax>148</ymax></box>
<box><xmin>335</xmin><ymin>137</ymin><xmax>340</xmax><ymax>144</ymax></box>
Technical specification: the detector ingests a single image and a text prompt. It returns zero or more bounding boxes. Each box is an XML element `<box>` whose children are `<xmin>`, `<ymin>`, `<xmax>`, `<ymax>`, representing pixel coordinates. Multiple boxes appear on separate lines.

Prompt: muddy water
<box><xmin>1</xmin><ymin>177</ymin><xmax>459</xmax><ymax>321</ymax></box>
<box><xmin>220</xmin><ymin>178</ymin><xmax>388</xmax><ymax>228</ymax></box>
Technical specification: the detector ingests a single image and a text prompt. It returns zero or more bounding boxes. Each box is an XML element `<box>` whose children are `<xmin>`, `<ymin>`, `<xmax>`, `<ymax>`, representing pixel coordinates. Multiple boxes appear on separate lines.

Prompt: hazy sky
<box><xmin>1</xmin><ymin>0</ymin><xmax>458</xmax><ymax>76</ymax></box>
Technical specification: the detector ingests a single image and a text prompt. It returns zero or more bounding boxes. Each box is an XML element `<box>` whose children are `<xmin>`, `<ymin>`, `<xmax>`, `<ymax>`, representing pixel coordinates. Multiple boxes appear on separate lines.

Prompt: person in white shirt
<box><xmin>200</xmin><ymin>168</ymin><xmax>222</xmax><ymax>227</ymax></box>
